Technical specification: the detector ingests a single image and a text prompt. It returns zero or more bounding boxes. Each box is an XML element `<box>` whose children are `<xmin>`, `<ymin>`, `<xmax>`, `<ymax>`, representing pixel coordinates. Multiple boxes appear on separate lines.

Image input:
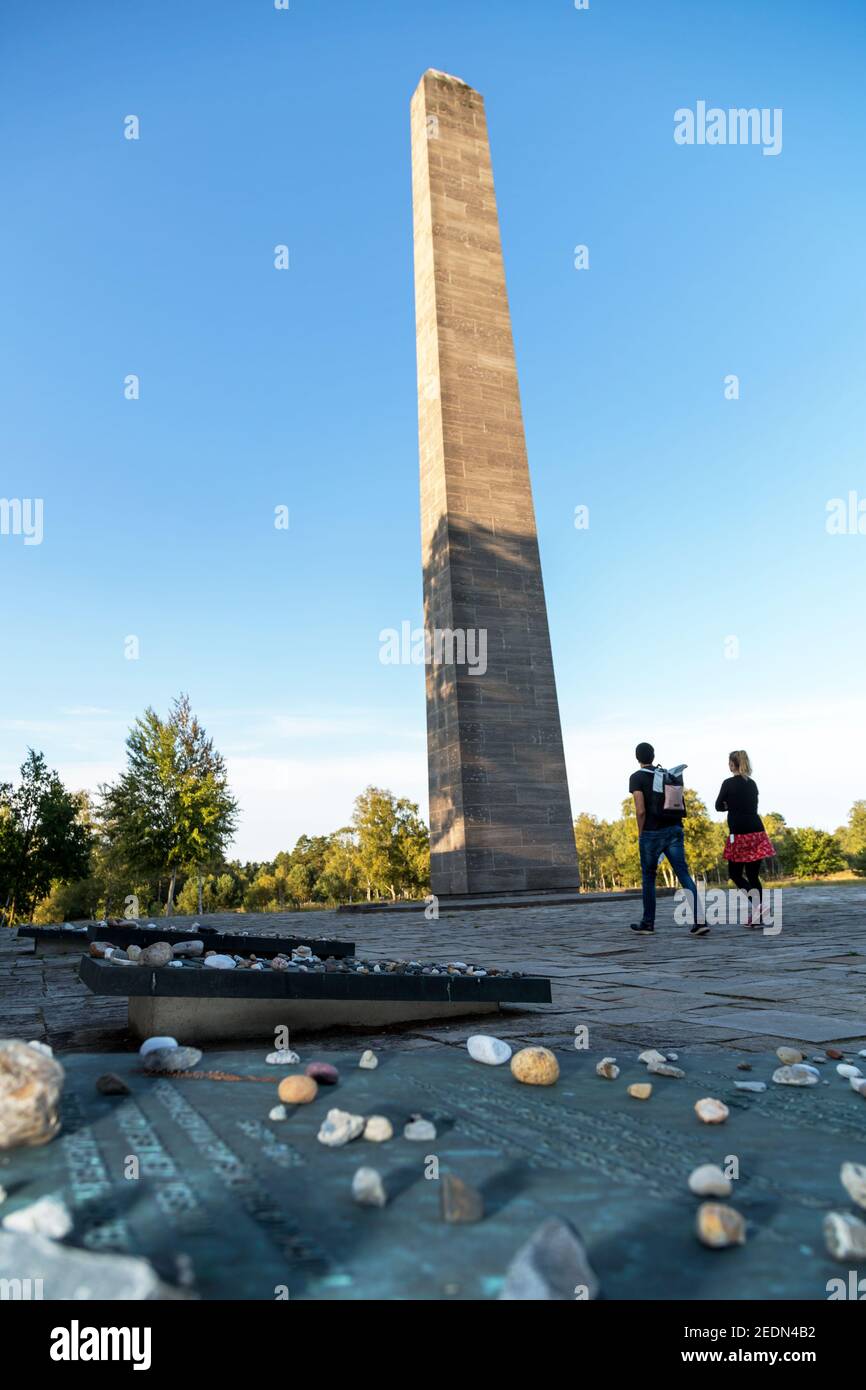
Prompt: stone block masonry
<box><xmin>410</xmin><ymin>69</ymin><xmax>580</xmax><ymax>896</ymax></box>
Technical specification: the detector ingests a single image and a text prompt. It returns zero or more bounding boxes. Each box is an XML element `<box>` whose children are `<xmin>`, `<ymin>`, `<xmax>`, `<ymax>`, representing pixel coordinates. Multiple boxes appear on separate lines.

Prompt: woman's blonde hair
<box><xmin>729</xmin><ymin>749</ymin><xmax>752</xmax><ymax>777</ymax></box>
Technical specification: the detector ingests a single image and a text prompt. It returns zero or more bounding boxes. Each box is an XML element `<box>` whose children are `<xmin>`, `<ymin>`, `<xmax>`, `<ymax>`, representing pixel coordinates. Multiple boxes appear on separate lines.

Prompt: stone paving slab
<box><xmin>1</xmin><ymin>1046</ymin><xmax>863</xmax><ymax>1301</ymax></box>
<box><xmin>671</xmin><ymin>1010</ymin><xmax>866</xmax><ymax>1044</ymax></box>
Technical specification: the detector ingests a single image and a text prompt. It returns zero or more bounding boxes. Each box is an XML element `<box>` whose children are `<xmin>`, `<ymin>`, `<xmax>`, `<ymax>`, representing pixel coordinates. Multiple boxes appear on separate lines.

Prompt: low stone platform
<box><xmin>1</xmin><ymin>1045</ymin><xmax>861</xmax><ymax>1300</ymax></box>
<box><xmin>79</xmin><ymin>956</ymin><xmax>550</xmax><ymax>1042</ymax></box>
<box><xmin>17</xmin><ymin>922</ymin><xmax>355</xmax><ymax>960</ymax></box>
<box><xmin>340</xmin><ymin>888</ymin><xmax>651</xmax><ymax>914</ymax></box>
<box><xmin>3</xmin><ymin>883</ymin><xmax>865</xmax><ymax>1055</ymax></box>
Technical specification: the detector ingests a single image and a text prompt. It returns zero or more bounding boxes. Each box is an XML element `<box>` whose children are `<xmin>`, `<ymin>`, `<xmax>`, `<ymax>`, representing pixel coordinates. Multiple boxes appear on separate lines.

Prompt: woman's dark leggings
<box><xmin>729</xmin><ymin>860</ymin><xmax>763</xmax><ymax>896</ymax></box>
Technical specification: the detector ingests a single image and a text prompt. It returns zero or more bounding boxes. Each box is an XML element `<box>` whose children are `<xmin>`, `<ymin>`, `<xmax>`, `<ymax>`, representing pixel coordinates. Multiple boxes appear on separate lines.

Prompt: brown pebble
<box><xmin>440</xmin><ymin>1173</ymin><xmax>484</xmax><ymax>1224</ymax></box>
<box><xmin>696</xmin><ymin>1202</ymin><xmax>746</xmax><ymax>1248</ymax></box>
<box><xmin>278</xmin><ymin>1074</ymin><xmax>318</xmax><ymax>1105</ymax></box>
<box><xmin>96</xmin><ymin>1072</ymin><xmax>130</xmax><ymax>1096</ymax></box>
<box><xmin>736</xmin><ymin>1062</ymin><xmax>752</xmax><ymax>1071</ymax></box>
<box><xmin>628</xmin><ymin>1083</ymin><xmax>652</xmax><ymax>1100</ymax></box>
<box><xmin>510</xmin><ymin>1046</ymin><xmax>560</xmax><ymax>1086</ymax></box>
<box><xmin>826</xmin><ymin>1047</ymin><xmax>844</xmax><ymax>1060</ymax></box>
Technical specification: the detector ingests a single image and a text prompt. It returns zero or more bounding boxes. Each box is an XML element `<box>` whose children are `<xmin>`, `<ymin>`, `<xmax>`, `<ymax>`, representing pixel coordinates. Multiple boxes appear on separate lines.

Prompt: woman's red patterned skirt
<box><xmin>724</xmin><ymin>831</ymin><xmax>776</xmax><ymax>863</ymax></box>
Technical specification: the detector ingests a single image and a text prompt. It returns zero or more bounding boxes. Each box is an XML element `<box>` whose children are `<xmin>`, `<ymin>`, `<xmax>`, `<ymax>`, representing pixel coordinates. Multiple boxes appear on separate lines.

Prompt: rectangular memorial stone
<box><xmin>17</xmin><ymin>922</ymin><xmax>354</xmax><ymax>960</ymax></box>
<box><xmin>79</xmin><ymin>957</ymin><xmax>551</xmax><ymax>1042</ymax></box>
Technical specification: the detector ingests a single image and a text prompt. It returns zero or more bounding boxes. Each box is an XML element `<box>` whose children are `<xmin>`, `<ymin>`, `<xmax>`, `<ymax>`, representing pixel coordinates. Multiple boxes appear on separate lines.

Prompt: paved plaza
<box><xmin>3</xmin><ymin>883</ymin><xmax>865</xmax><ymax>1056</ymax></box>
<box><xmin>2</xmin><ymin>884</ymin><xmax>864</xmax><ymax>1301</ymax></box>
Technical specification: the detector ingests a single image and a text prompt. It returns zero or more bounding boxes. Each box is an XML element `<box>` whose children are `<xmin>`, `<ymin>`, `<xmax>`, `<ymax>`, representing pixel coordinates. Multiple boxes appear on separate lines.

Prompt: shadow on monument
<box><xmin>423</xmin><ymin>511</ymin><xmax>581</xmax><ymax>897</ymax></box>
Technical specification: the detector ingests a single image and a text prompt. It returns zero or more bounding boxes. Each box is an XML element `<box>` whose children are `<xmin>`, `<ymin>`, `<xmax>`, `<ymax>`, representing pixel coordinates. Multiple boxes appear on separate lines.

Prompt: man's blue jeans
<box><xmin>639</xmin><ymin>826</ymin><xmax>700</xmax><ymax>926</ymax></box>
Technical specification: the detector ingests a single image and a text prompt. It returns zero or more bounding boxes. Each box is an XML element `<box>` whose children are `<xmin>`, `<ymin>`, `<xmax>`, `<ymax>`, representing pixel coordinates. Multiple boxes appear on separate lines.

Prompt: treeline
<box><xmin>574</xmin><ymin>792</ymin><xmax>866</xmax><ymax>892</ymax></box>
<box><xmin>0</xmin><ymin>695</ymin><xmax>429</xmax><ymax>926</ymax></box>
<box><xmin>2</xmin><ymin>696</ymin><xmax>864</xmax><ymax>926</ymax></box>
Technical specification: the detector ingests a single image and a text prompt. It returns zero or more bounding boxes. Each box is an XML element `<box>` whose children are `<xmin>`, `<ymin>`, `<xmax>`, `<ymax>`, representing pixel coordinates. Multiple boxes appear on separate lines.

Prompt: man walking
<box><xmin>629</xmin><ymin>742</ymin><xmax>707</xmax><ymax>936</ymax></box>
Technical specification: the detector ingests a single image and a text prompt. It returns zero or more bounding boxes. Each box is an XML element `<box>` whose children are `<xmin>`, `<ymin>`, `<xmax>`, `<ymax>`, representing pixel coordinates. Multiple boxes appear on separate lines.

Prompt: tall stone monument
<box><xmin>411</xmin><ymin>69</ymin><xmax>580</xmax><ymax>898</ymax></box>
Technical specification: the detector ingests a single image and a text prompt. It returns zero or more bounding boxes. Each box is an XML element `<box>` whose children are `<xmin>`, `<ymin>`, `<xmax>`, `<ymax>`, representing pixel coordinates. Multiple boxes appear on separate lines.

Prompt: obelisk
<box><xmin>411</xmin><ymin>69</ymin><xmax>580</xmax><ymax>897</ymax></box>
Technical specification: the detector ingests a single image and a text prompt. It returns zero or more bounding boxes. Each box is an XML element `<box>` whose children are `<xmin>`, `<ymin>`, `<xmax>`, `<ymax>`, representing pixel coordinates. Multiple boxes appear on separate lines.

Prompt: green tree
<box><xmin>318</xmin><ymin>829</ymin><xmax>361</xmax><ymax>903</ymax></box>
<box><xmin>100</xmin><ymin>695</ymin><xmax>239</xmax><ymax>913</ymax></box>
<box><xmin>352</xmin><ymin>787</ymin><xmax>429</xmax><ymax>900</ymax></box>
<box><xmin>243</xmin><ymin>871</ymin><xmax>278</xmax><ymax>912</ymax></box>
<box><xmin>573</xmin><ymin>814</ymin><xmax>617</xmax><ymax>890</ymax></box>
<box><xmin>838</xmin><ymin>801</ymin><xmax>866</xmax><ymax>874</ymax></box>
<box><xmin>0</xmin><ymin>751</ymin><xmax>92</xmax><ymax>926</ymax></box>
<box><xmin>682</xmin><ymin>790</ymin><xmax>719</xmax><ymax>880</ymax></box>
<box><xmin>791</xmin><ymin>827</ymin><xmax>846</xmax><ymax>879</ymax></box>
<box><xmin>610</xmin><ymin>798</ymin><xmax>641</xmax><ymax>887</ymax></box>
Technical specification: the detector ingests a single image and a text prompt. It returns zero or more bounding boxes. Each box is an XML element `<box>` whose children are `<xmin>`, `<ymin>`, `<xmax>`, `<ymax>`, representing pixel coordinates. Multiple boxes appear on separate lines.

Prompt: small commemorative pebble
<box><xmin>352</xmin><ymin>1167</ymin><xmax>387</xmax><ymax>1208</ymax></box>
<box><xmin>510</xmin><ymin>1047</ymin><xmax>559</xmax><ymax>1086</ymax></box>
<box><xmin>404</xmin><ymin>1118</ymin><xmax>437</xmax><ymax>1141</ymax></box>
<box><xmin>278</xmin><ymin>1075</ymin><xmax>318</xmax><ymax>1105</ymax></box>
<box><xmin>318</xmin><ymin>1109</ymin><xmax>365</xmax><ymax>1147</ymax></box>
<box><xmin>466</xmin><ymin>1035</ymin><xmax>511</xmax><ymax>1066</ymax></box>
<box><xmin>305</xmin><ymin>1062</ymin><xmax>339</xmax><ymax>1085</ymax></box>
<box><xmin>142</xmin><ymin>1046</ymin><xmax>202</xmax><ymax>1074</ymax></box>
<box><xmin>695</xmin><ymin>1097</ymin><xmax>729</xmax><ymax>1124</ymax></box>
<box><xmin>139</xmin><ymin>1036</ymin><xmax>178</xmax><ymax>1057</ymax></box>
<box><xmin>96</xmin><ymin>1073</ymin><xmax>130</xmax><ymax>1096</ymax></box>
<box><xmin>628</xmin><ymin>1083</ymin><xmax>652</xmax><ymax>1100</ymax></box>
<box><xmin>363</xmin><ymin>1116</ymin><xmax>393</xmax><ymax>1142</ymax></box>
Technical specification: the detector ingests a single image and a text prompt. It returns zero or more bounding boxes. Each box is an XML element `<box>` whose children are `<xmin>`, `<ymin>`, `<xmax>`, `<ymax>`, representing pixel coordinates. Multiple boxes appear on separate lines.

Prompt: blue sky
<box><xmin>1</xmin><ymin>0</ymin><xmax>864</xmax><ymax>858</ymax></box>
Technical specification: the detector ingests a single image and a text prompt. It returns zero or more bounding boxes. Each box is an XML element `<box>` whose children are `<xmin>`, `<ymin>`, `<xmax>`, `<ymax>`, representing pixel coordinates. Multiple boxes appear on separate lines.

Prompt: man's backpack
<box><xmin>645</xmin><ymin>764</ymin><xmax>687</xmax><ymax>819</ymax></box>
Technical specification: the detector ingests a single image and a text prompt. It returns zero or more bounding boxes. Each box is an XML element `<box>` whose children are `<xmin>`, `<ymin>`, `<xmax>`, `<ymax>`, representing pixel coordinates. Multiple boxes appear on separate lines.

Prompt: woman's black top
<box><xmin>715</xmin><ymin>776</ymin><xmax>765</xmax><ymax>834</ymax></box>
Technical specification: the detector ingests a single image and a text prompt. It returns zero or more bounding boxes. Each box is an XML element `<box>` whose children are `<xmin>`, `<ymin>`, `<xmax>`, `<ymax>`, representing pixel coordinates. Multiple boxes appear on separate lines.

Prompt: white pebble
<box><xmin>352</xmin><ymin>1167</ymin><xmax>387</xmax><ymax>1208</ymax></box>
<box><xmin>404</xmin><ymin>1118</ymin><xmax>436</xmax><ymax>1141</ymax></box>
<box><xmin>363</xmin><ymin>1116</ymin><xmax>394</xmax><ymax>1142</ymax></box>
<box><xmin>824</xmin><ymin>1210</ymin><xmax>866</xmax><ymax>1261</ymax></box>
<box><xmin>688</xmin><ymin>1164</ymin><xmax>732</xmax><ymax>1197</ymax></box>
<box><xmin>318</xmin><ymin>1108</ymin><xmax>365</xmax><ymax>1147</ymax></box>
<box><xmin>772</xmin><ymin>1064</ymin><xmax>819</xmax><ymax>1086</ymax></box>
<box><xmin>359</xmin><ymin>1050</ymin><xmax>378</xmax><ymax>1070</ymax></box>
<box><xmin>2</xmin><ymin>1195</ymin><xmax>72</xmax><ymax>1240</ymax></box>
<box><xmin>466</xmin><ymin>1035</ymin><xmax>512</xmax><ymax>1066</ymax></box>
<box><xmin>638</xmin><ymin>1049</ymin><xmax>667</xmax><ymax>1066</ymax></box>
<box><xmin>695</xmin><ymin>1097</ymin><xmax>729</xmax><ymax>1124</ymax></box>
<box><xmin>202</xmin><ymin>954</ymin><xmax>236</xmax><ymax>969</ymax></box>
<box><xmin>268</xmin><ymin>1105</ymin><xmax>287</xmax><ymax>1122</ymax></box>
<box><xmin>265</xmin><ymin>1050</ymin><xmax>300</xmax><ymax>1065</ymax></box>
<box><xmin>139</xmin><ymin>1036</ymin><xmax>178</xmax><ymax>1057</ymax></box>
<box><xmin>836</xmin><ymin>1064</ymin><xmax>862</xmax><ymax>1079</ymax></box>
<box><xmin>840</xmin><ymin>1161</ymin><xmax>866</xmax><ymax>1210</ymax></box>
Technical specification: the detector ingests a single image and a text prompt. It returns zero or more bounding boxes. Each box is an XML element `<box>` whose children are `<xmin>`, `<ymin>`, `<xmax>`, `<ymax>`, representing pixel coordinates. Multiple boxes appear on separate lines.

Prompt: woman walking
<box><xmin>715</xmin><ymin>750</ymin><xmax>776</xmax><ymax>927</ymax></box>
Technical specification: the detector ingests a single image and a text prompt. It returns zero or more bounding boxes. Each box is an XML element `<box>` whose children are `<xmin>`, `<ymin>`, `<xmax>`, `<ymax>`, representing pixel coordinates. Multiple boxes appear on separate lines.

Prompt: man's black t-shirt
<box><xmin>629</xmin><ymin>767</ymin><xmax>685</xmax><ymax>832</ymax></box>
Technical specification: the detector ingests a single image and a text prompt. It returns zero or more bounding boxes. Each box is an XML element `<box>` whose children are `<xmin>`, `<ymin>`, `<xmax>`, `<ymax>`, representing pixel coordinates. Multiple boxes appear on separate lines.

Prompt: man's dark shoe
<box><xmin>689</xmin><ymin>924</ymin><xmax>710</xmax><ymax>936</ymax></box>
<box><xmin>630</xmin><ymin>922</ymin><xmax>654</xmax><ymax>934</ymax></box>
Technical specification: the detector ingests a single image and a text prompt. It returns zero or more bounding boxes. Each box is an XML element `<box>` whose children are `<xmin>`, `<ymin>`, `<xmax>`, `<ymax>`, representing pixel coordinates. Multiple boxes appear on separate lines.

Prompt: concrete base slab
<box><xmin>129</xmin><ymin>995</ymin><xmax>501</xmax><ymax>1043</ymax></box>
